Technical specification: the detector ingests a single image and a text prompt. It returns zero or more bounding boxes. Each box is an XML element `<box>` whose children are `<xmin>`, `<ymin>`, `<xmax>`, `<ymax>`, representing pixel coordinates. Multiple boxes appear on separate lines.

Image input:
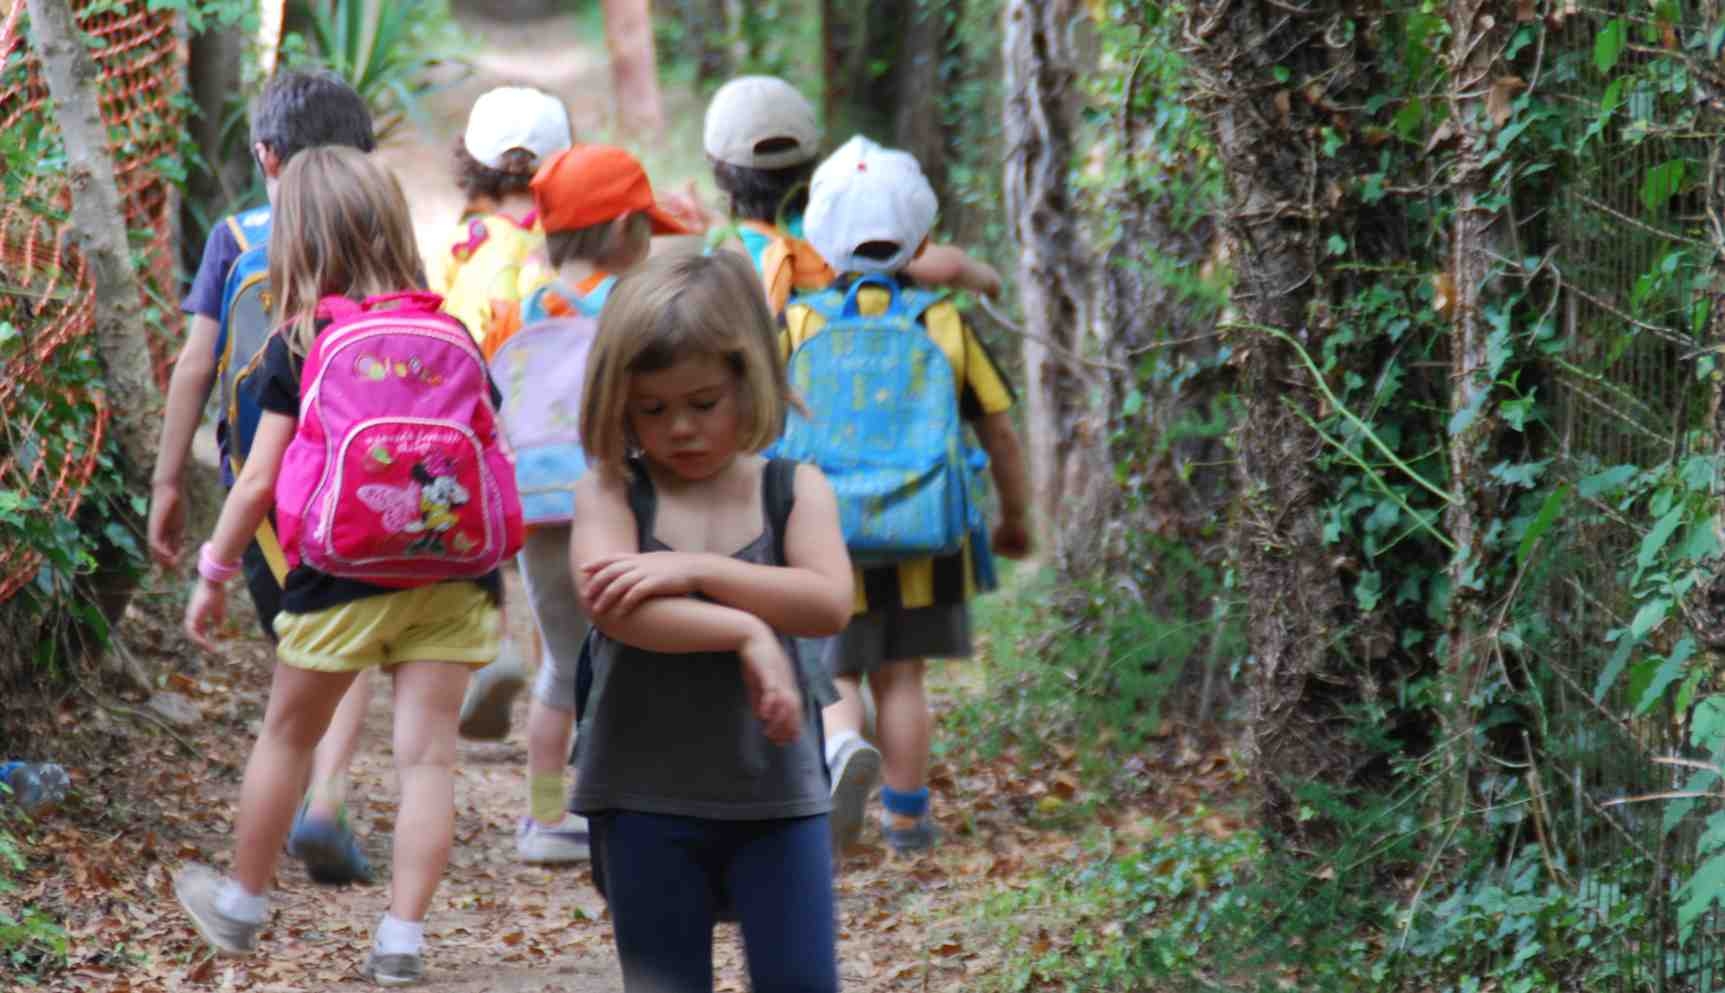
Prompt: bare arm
<box><xmin>148</xmin><ymin>315</ymin><xmax>221</xmax><ymax>565</ymax></box>
<box><xmin>571</xmin><ymin>470</ymin><xmax>776</xmax><ymax>654</ymax></box>
<box><xmin>975</xmin><ymin>411</ymin><xmax>1034</xmax><ymax>558</ymax></box>
<box><xmin>570</xmin><ymin>468</ymin><xmax>806</xmax><ymax>744</ymax></box>
<box><xmin>183</xmin><ymin>410</ymin><xmax>292</xmax><ymax>651</ymax></box>
<box><xmin>204</xmin><ymin>410</ymin><xmax>294</xmax><ymax>565</ymax></box>
<box><xmin>907</xmin><ymin>242</ymin><xmax>1003</xmax><ymax>298</ymax></box>
<box><xmin>679</xmin><ymin>464</ymin><xmax>853</xmax><ymax>636</ymax></box>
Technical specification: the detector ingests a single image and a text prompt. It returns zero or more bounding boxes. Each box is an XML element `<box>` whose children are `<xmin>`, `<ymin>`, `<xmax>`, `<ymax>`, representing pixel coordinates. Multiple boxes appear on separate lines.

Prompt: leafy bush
<box><xmin>284</xmin><ymin>0</ymin><xmax>466</xmax><ymax>142</ymax></box>
<box><xmin>978</xmin><ymin>820</ymin><xmax>1653</xmax><ymax>993</ymax></box>
<box><xmin>946</xmin><ymin>557</ymin><xmax>1242</xmax><ymax>787</ymax></box>
<box><xmin>0</xmin><ymin>818</ymin><xmax>68</xmax><ymax>982</ymax></box>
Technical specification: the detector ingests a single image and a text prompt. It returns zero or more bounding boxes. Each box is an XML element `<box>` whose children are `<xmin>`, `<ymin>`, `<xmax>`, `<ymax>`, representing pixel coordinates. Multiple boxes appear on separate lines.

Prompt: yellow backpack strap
<box><xmin>253</xmin><ymin>520</ymin><xmax>289</xmax><ymax>586</ymax></box>
<box><xmin>227</xmin><ymin>448</ymin><xmax>290</xmax><ymax>586</ymax></box>
<box><xmin>226</xmin><ymin>214</ymin><xmax>252</xmax><ymax>253</ymax></box>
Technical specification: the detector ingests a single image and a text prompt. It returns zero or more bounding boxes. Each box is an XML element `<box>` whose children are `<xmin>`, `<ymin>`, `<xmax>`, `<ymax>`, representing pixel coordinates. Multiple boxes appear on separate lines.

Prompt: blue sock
<box><xmin>880</xmin><ymin>786</ymin><xmax>929</xmax><ymax>818</ymax></box>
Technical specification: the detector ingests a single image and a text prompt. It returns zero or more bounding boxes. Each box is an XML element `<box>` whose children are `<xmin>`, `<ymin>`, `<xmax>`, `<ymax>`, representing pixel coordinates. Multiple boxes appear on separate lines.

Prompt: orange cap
<box><xmin>530</xmin><ymin>144</ymin><xmax>690</xmax><ymax>235</ymax></box>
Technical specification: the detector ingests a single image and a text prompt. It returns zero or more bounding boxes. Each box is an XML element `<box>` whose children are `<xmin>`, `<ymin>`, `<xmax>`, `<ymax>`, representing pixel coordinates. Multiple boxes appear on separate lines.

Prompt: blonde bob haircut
<box><xmin>581</xmin><ymin>247</ymin><xmax>789</xmax><ymax>475</ymax></box>
<box><xmin>268</xmin><ymin>145</ymin><xmax>426</xmax><ymax>358</ymax></box>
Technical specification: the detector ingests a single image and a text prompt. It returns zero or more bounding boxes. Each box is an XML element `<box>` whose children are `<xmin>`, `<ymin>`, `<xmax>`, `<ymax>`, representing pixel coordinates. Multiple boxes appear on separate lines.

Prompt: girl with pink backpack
<box><xmin>174</xmin><ymin>146</ymin><xmax>523</xmax><ymax>987</ymax></box>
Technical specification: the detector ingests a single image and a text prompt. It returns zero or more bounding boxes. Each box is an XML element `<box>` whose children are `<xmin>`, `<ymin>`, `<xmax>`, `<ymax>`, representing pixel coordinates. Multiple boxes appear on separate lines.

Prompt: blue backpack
<box><xmin>211</xmin><ymin>205</ymin><xmax>274</xmax><ymax>486</ymax></box>
<box><xmin>775</xmin><ymin>275</ymin><xmax>975</xmax><ymax>563</ymax></box>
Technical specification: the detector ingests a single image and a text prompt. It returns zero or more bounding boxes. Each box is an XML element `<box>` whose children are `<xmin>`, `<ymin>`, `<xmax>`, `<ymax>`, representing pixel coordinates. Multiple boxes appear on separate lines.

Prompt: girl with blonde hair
<box><xmin>571</xmin><ymin>248</ymin><xmax>852</xmax><ymax>993</ymax></box>
<box><xmin>174</xmin><ymin>146</ymin><xmax>513</xmax><ymax>987</ymax></box>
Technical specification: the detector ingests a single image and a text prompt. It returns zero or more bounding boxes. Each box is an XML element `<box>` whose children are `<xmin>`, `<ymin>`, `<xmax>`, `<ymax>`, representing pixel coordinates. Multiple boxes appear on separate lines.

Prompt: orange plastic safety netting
<box><xmin>0</xmin><ymin>1</ymin><xmax>183</xmax><ymax>602</ymax></box>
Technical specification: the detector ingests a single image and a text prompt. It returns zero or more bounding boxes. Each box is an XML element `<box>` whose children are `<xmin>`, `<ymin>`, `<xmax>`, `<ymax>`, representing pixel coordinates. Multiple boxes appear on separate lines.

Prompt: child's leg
<box><xmin>516</xmin><ymin>524</ymin><xmax>591</xmax><ymax>861</ymax></box>
<box><xmin>822</xmin><ymin>621</ymin><xmax>884</xmax><ymax>854</ymax></box>
<box><xmin>384</xmin><ymin>658</ymin><xmax>470</xmax><ymax>922</ymax></box>
<box><xmin>596</xmin><ymin>812</ymin><xmax>721</xmax><ymax>993</ymax></box>
<box><xmin>286</xmin><ymin>667</ymin><xmax>376</xmax><ymax>885</ymax></box>
<box><xmin>231</xmin><ymin>665</ymin><xmax>360</xmax><ymax>893</ymax></box>
<box><xmin>730</xmin><ymin>816</ymin><xmax>839</xmax><ymax>993</ymax></box>
<box><xmin>820</xmin><ymin>675</ymin><xmax>867</xmax><ymax>738</ymax></box>
<box><xmin>302</xmin><ymin>668</ymin><xmax>370</xmax><ymax>820</ymax></box>
<box><xmin>525</xmin><ymin>698</ymin><xmax>577</xmax><ymax>822</ymax></box>
<box><xmin>869</xmin><ymin>659</ymin><xmax>931</xmax><ymax>794</ymax></box>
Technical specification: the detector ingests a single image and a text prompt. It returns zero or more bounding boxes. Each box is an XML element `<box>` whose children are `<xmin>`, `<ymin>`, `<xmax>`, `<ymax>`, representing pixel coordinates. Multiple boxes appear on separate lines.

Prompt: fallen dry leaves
<box><xmin>6</xmin><ymin>574</ymin><xmax>1248</xmax><ymax>992</ymax></box>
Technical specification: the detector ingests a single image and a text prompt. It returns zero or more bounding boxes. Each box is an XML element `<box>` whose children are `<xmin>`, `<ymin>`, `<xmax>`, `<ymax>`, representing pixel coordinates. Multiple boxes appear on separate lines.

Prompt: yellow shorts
<box><xmin>274</xmin><ymin>583</ymin><xmax>501</xmax><ymax>672</ymax></box>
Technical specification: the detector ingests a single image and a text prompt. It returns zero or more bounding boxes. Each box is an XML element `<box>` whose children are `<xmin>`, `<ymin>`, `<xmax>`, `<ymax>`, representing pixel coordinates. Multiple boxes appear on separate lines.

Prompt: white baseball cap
<box><xmin>805</xmin><ymin>135</ymin><xmax>937</xmax><ymax>275</ymax></box>
<box><xmin>462</xmin><ymin>87</ymin><xmax>572</xmax><ymax>169</ymax></box>
<box><xmin>703</xmin><ymin>76</ymin><xmax>821</xmax><ymax>169</ymax></box>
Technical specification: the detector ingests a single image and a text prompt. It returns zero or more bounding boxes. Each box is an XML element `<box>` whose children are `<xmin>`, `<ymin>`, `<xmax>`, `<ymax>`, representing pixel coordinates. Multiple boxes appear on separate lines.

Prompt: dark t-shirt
<box><xmin>254</xmin><ymin>328</ymin><xmax>504</xmax><ymax>615</ymax></box>
<box><xmin>182</xmin><ymin>222</ymin><xmax>243</xmax><ymax>319</ymax></box>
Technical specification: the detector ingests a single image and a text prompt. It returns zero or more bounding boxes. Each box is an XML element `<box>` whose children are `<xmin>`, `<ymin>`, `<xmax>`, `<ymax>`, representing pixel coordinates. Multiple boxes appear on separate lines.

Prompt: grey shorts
<box><xmin>518</xmin><ymin>525</ymin><xmax>589</xmax><ymax>713</ymax></box>
<box><xmin>824</xmin><ymin>603</ymin><xmax>972</xmax><ymax>678</ymax></box>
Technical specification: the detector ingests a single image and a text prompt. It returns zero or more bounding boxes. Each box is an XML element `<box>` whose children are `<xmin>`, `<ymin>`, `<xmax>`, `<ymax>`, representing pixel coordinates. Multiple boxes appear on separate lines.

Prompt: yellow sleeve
<box><xmin>780</xmin><ymin>303</ymin><xmax>825</xmax><ymax>364</ymax></box>
<box><xmin>960</xmin><ymin>320</ymin><xmax>1015</xmax><ymax>416</ymax></box>
<box><xmin>924</xmin><ymin>301</ymin><xmax>1014</xmax><ymax>417</ymax></box>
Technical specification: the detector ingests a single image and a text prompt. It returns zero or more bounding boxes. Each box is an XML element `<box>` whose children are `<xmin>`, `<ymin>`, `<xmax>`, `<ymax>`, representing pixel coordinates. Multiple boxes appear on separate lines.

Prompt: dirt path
<box><xmin>20</xmin><ymin>564</ymin><xmax>1044</xmax><ymax>992</ymax></box>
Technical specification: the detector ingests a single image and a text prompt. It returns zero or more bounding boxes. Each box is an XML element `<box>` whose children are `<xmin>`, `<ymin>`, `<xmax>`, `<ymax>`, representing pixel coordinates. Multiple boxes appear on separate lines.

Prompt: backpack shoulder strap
<box><xmin>623</xmin><ymin>459</ymin><xmax>657</xmax><ymax>549</ymax></box>
<box><xmin>763</xmin><ymin>458</ymin><xmax>798</xmax><ymax>566</ymax></box>
<box><xmin>482</xmin><ymin>299</ymin><xmax>524</xmax><ymax>361</ymax></box>
<box><xmin>224</xmin><ymin>214</ymin><xmax>250</xmax><ymax>252</ymax></box>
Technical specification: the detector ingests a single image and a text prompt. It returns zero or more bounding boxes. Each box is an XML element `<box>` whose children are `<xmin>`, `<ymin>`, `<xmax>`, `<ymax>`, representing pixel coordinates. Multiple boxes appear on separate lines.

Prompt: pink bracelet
<box><xmin>197</xmin><ymin>543</ymin><xmax>241</xmax><ymax>585</ymax></box>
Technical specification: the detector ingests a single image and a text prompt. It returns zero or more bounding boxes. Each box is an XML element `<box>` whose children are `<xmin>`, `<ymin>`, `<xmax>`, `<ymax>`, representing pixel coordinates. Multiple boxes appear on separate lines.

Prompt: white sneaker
<box><xmin>828</xmin><ymin>736</ymin><xmax>882</xmax><ymax>854</ymax></box>
<box><xmin>516</xmin><ymin>815</ymin><xmax>590</xmax><ymax>864</ymax></box>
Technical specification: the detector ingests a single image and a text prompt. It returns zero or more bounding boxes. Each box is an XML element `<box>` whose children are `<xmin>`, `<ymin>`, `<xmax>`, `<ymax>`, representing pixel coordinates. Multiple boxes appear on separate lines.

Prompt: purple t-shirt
<box><xmin>181</xmin><ymin>221</ymin><xmax>243</xmax><ymax>319</ymax></box>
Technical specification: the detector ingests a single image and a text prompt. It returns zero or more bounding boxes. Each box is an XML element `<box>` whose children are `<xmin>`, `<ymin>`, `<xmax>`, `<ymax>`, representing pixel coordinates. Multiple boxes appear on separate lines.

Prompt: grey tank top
<box><xmin>570</xmin><ymin>458</ymin><xmax>832</xmax><ymax>821</ymax></box>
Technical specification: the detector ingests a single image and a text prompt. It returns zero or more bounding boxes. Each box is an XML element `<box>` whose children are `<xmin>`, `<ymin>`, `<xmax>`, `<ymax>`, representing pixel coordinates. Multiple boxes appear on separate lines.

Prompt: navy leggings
<box><xmin>591</xmin><ymin>811</ymin><xmax>838</xmax><ymax>993</ymax></box>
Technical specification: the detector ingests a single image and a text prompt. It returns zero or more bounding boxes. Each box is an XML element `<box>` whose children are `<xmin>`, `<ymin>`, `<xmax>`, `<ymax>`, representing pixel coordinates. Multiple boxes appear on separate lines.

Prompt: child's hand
<box><xmin>148</xmin><ymin>481</ymin><xmax>184</xmax><ymax>569</ymax></box>
<box><xmin>992</xmin><ymin>516</ymin><xmax>1033</xmax><ymax>560</ymax></box>
<box><xmin>581</xmin><ymin>552</ymin><xmax>705</xmax><ymax>616</ymax></box>
<box><xmin>184</xmin><ymin>579</ymin><xmax>228</xmax><ymax>653</ymax></box>
<box><xmin>961</xmin><ymin>258</ymin><xmax>1004</xmax><ymax>299</ymax></box>
<box><xmin>659</xmin><ymin>181</ymin><xmax>717</xmax><ymax>235</ymax></box>
<box><xmin>739</xmin><ymin>627</ymin><xmax>802</xmax><ymax>746</ymax></box>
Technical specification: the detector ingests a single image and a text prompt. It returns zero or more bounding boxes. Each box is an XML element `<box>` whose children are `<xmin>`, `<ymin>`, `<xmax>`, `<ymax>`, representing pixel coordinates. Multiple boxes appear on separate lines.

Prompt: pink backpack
<box><xmin>275</xmin><ymin>292</ymin><xmax>525</xmax><ymax>587</ymax></box>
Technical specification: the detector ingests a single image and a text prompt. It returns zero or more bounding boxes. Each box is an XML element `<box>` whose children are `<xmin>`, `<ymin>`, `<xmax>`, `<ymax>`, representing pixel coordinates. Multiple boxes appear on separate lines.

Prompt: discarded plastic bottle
<box><xmin>0</xmin><ymin>761</ymin><xmax>68</xmax><ymax>815</ymax></box>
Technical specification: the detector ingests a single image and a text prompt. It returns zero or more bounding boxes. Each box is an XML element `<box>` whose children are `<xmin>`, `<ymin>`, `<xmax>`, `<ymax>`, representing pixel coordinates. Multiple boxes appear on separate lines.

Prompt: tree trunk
<box><xmin>1091</xmin><ymin>5</ymin><xmax>1227</xmax><ymax>595</ymax></box>
<box><xmin>1002</xmin><ymin>0</ymin><xmax>1093</xmax><ymax>566</ymax></box>
<box><xmin>27</xmin><ymin>0</ymin><xmax>159</xmax><ymax>689</ymax></box>
<box><xmin>603</xmin><ymin>0</ymin><xmax>665</xmax><ymax>137</ymax></box>
<box><xmin>676</xmin><ymin>0</ymin><xmax>731</xmax><ymax>86</ymax></box>
<box><xmin>894</xmin><ymin>0</ymin><xmax>951</xmax><ymax>196</ymax></box>
<box><xmin>1184</xmin><ymin>1</ymin><xmax>1386</xmax><ymax>837</ymax></box>
<box><xmin>822</xmin><ymin>0</ymin><xmax>908</xmax><ymax>142</ymax></box>
<box><xmin>26</xmin><ymin>0</ymin><xmax>157</xmax><ymax>497</ymax></box>
<box><xmin>1442</xmin><ymin>0</ymin><xmax>1515</xmax><ymax>810</ymax></box>
<box><xmin>182</xmin><ymin>26</ymin><xmax>250</xmax><ymax>272</ymax></box>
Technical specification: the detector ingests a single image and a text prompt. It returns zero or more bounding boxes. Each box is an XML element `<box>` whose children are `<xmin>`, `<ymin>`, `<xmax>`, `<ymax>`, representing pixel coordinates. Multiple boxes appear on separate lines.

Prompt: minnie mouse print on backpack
<box><xmin>274</xmin><ymin>291</ymin><xmax>525</xmax><ymax>586</ymax></box>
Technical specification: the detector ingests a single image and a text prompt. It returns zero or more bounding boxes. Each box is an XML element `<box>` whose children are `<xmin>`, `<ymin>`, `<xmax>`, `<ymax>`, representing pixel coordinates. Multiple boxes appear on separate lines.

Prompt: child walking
<box><xmin>481</xmin><ymin>143</ymin><xmax>688</xmax><ymax>864</ymax></box>
<box><xmin>174</xmin><ymin>147</ymin><xmax>521</xmax><ymax>988</ymax></box>
<box><xmin>781</xmin><ymin>136</ymin><xmax>1033</xmax><ymax>855</ymax></box>
<box><xmin>148</xmin><ymin>67</ymin><xmax>380</xmax><ymax>886</ymax></box>
<box><xmin>436</xmin><ymin>86</ymin><xmax>574</xmax><ymax>741</ymax></box>
<box><xmin>570</xmin><ymin>248</ymin><xmax>853</xmax><ymax>993</ymax></box>
<box><xmin>702</xmin><ymin>74</ymin><xmax>1003</xmax><ymax>311</ymax></box>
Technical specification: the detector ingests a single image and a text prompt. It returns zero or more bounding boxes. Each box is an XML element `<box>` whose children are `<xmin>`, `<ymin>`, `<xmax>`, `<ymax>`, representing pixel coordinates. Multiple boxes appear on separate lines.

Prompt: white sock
<box><xmin>375</xmin><ymin>913</ymin><xmax>425</xmax><ymax>956</ymax></box>
<box><xmin>825</xmin><ymin>730</ymin><xmax>861</xmax><ymax>767</ymax></box>
<box><xmin>216</xmin><ymin>880</ymin><xmax>267</xmax><ymax>924</ymax></box>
